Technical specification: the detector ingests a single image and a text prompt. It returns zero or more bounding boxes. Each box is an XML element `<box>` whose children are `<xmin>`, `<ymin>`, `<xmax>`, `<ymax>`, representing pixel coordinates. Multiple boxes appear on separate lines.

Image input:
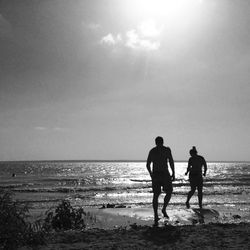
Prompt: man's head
<box><xmin>155</xmin><ymin>136</ymin><xmax>164</xmax><ymax>146</ymax></box>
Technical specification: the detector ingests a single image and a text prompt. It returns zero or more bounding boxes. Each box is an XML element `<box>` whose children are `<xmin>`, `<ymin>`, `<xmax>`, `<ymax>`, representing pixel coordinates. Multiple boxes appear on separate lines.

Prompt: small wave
<box><xmin>131</xmin><ymin>179</ymin><xmax>250</xmax><ymax>186</ymax></box>
<box><xmin>0</xmin><ymin>183</ymin><xmax>35</xmax><ymax>189</ymax></box>
<box><xmin>172</xmin><ymin>190</ymin><xmax>249</xmax><ymax>196</ymax></box>
<box><xmin>17</xmin><ymin>200</ymin><xmax>250</xmax><ymax>207</ymax></box>
<box><xmin>6</xmin><ymin>186</ymin><xmax>249</xmax><ymax>197</ymax></box>
<box><xmin>38</xmin><ymin>178</ymin><xmax>83</xmax><ymax>182</ymax></box>
<box><xmin>8</xmin><ymin>185</ymin><xmax>142</xmax><ymax>193</ymax></box>
<box><xmin>130</xmin><ymin>179</ymin><xmax>151</xmax><ymax>182</ymax></box>
<box><xmin>205</xmin><ymin>177</ymin><xmax>250</xmax><ymax>182</ymax></box>
<box><xmin>2</xmin><ymin>181</ymin><xmax>249</xmax><ymax>192</ymax></box>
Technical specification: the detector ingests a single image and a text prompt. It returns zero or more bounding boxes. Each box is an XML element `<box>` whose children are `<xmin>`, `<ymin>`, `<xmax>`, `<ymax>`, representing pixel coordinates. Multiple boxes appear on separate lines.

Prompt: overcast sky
<box><xmin>0</xmin><ymin>0</ymin><xmax>249</xmax><ymax>161</ymax></box>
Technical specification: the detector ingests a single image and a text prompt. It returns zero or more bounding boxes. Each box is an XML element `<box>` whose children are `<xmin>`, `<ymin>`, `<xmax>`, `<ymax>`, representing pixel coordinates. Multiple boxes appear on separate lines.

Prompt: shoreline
<box><xmin>83</xmin><ymin>204</ymin><xmax>250</xmax><ymax>229</ymax></box>
<box><xmin>28</xmin><ymin>203</ymin><xmax>250</xmax><ymax>229</ymax></box>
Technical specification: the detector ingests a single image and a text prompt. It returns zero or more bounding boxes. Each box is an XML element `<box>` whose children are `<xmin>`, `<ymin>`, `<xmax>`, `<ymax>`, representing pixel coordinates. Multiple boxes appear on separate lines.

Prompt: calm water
<box><xmin>0</xmin><ymin>161</ymin><xmax>249</xmax><ymax>211</ymax></box>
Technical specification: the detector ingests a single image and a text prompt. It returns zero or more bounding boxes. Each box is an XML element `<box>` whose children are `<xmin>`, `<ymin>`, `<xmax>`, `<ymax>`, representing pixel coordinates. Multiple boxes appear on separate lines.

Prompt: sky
<box><xmin>0</xmin><ymin>0</ymin><xmax>250</xmax><ymax>161</ymax></box>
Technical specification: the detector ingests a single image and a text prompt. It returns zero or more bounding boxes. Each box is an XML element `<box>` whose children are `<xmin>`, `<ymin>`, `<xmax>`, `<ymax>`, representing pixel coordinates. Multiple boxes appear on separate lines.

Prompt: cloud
<box><xmin>35</xmin><ymin>126</ymin><xmax>47</xmax><ymax>131</ymax></box>
<box><xmin>82</xmin><ymin>21</ymin><xmax>101</xmax><ymax>31</ymax></box>
<box><xmin>53</xmin><ymin>127</ymin><xmax>67</xmax><ymax>132</ymax></box>
<box><xmin>34</xmin><ymin>126</ymin><xmax>67</xmax><ymax>132</ymax></box>
<box><xmin>100</xmin><ymin>33</ymin><xmax>122</xmax><ymax>45</ymax></box>
<box><xmin>100</xmin><ymin>20</ymin><xmax>162</xmax><ymax>51</ymax></box>
<box><xmin>126</xmin><ymin>29</ymin><xmax>160</xmax><ymax>50</ymax></box>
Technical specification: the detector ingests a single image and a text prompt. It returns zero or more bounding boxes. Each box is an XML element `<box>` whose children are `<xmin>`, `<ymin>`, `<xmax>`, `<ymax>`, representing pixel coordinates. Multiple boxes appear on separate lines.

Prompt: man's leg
<box><xmin>162</xmin><ymin>180</ymin><xmax>173</xmax><ymax>218</ymax></box>
<box><xmin>162</xmin><ymin>190</ymin><xmax>172</xmax><ymax>218</ymax></box>
<box><xmin>152</xmin><ymin>176</ymin><xmax>161</xmax><ymax>225</ymax></box>
<box><xmin>153</xmin><ymin>192</ymin><xmax>160</xmax><ymax>224</ymax></box>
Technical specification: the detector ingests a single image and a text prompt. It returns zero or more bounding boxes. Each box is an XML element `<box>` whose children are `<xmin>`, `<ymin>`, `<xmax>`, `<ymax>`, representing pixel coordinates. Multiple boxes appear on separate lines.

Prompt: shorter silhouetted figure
<box><xmin>185</xmin><ymin>146</ymin><xmax>207</xmax><ymax>209</ymax></box>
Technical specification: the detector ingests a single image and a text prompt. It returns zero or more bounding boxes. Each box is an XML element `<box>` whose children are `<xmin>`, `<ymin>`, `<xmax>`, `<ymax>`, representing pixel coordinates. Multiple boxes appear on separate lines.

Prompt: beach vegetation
<box><xmin>0</xmin><ymin>191</ymin><xmax>89</xmax><ymax>248</ymax></box>
<box><xmin>0</xmin><ymin>190</ymin><xmax>46</xmax><ymax>249</ymax></box>
<box><xmin>43</xmin><ymin>200</ymin><xmax>86</xmax><ymax>231</ymax></box>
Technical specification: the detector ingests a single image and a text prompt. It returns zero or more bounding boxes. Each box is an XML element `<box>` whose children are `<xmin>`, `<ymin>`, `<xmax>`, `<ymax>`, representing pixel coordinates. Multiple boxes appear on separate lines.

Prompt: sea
<box><xmin>0</xmin><ymin>161</ymin><xmax>250</xmax><ymax>217</ymax></box>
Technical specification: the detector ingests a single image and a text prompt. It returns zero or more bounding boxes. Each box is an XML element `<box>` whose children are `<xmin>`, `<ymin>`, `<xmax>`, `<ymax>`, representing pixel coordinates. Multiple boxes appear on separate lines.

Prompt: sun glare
<box><xmin>138</xmin><ymin>19</ymin><xmax>163</xmax><ymax>37</ymax></box>
<box><xmin>124</xmin><ymin>0</ymin><xmax>202</xmax><ymax>28</ymax></box>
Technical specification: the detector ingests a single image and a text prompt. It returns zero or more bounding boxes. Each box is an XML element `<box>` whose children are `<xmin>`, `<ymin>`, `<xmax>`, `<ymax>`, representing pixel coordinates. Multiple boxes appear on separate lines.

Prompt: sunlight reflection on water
<box><xmin>0</xmin><ymin>161</ymin><xmax>249</xmax><ymax>212</ymax></box>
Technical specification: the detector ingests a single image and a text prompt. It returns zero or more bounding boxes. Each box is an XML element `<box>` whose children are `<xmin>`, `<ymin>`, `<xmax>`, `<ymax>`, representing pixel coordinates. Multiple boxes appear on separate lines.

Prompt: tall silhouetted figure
<box><xmin>185</xmin><ymin>146</ymin><xmax>207</xmax><ymax>209</ymax></box>
<box><xmin>146</xmin><ymin>136</ymin><xmax>175</xmax><ymax>226</ymax></box>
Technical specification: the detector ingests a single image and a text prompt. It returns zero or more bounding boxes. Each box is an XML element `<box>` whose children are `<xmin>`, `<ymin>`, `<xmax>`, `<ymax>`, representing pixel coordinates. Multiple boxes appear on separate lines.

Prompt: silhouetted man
<box><xmin>185</xmin><ymin>146</ymin><xmax>207</xmax><ymax>209</ymax></box>
<box><xmin>146</xmin><ymin>136</ymin><xmax>175</xmax><ymax>226</ymax></box>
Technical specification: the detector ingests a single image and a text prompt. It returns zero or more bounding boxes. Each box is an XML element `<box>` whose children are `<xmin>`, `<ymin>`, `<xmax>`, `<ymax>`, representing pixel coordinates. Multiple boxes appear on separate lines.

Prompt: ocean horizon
<box><xmin>1</xmin><ymin>159</ymin><xmax>250</xmax><ymax>163</ymax></box>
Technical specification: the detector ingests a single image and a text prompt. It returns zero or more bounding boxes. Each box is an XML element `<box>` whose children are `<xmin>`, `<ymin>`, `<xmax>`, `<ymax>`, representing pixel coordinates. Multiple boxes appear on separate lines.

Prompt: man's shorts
<box><xmin>152</xmin><ymin>171</ymin><xmax>173</xmax><ymax>194</ymax></box>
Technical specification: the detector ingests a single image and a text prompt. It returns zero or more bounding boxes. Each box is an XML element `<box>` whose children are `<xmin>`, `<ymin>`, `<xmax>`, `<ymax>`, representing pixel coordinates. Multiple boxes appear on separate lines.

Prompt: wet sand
<box><xmin>83</xmin><ymin>204</ymin><xmax>250</xmax><ymax>229</ymax></box>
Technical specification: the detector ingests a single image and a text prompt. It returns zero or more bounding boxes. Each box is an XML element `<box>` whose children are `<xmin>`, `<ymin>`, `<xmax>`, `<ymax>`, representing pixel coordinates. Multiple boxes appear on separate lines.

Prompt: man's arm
<box><xmin>146</xmin><ymin>151</ymin><xmax>153</xmax><ymax>178</ymax></box>
<box><xmin>203</xmin><ymin>157</ymin><xmax>207</xmax><ymax>177</ymax></box>
<box><xmin>168</xmin><ymin>147</ymin><xmax>175</xmax><ymax>181</ymax></box>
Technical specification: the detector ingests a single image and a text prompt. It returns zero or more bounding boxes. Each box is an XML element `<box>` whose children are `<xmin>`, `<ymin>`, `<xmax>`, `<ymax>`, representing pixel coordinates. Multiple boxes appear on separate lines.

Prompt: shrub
<box><xmin>0</xmin><ymin>190</ymin><xmax>46</xmax><ymax>249</ymax></box>
<box><xmin>43</xmin><ymin>200</ymin><xmax>86</xmax><ymax>231</ymax></box>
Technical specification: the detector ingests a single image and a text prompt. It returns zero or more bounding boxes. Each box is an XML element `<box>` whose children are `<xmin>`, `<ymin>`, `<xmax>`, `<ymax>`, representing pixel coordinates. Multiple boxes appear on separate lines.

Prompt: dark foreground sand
<box><xmin>22</xmin><ymin>223</ymin><xmax>250</xmax><ymax>249</ymax></box>
<box><xmin>21</xmin><ymin>206</ymin><xmax>250</xmax><ymax>249</ymax></box>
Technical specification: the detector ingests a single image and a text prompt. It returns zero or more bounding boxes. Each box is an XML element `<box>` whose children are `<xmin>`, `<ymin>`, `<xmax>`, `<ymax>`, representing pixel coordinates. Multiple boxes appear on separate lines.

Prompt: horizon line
<box><xmin>0</xmin><ymin>159</ymin><xmax>250</xmax><ymax>163</ymax></box>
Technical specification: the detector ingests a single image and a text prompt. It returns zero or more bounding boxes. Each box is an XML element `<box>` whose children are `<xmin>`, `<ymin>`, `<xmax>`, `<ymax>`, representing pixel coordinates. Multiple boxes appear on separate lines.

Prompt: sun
<box><xmin>124</xmin><ymin>0</ymin><xmax>202</xmax><ymax>28</ymax></box>
<box><xmin>131</xmin><ymin>0</ymin><xmax>201</xmax><ymax>17</ymax></box>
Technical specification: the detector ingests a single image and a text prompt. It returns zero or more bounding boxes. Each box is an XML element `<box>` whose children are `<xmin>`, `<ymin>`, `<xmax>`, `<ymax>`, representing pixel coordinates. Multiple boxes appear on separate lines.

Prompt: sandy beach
<box><xmin>20</xmin><ymin>205</ymin><xmax>250</xmax><ymax>249</ymax></box>
<box><xmin>28</xmin><ymin>222</ymin><xmax>249</xmax><ymax>250</ymax></box>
